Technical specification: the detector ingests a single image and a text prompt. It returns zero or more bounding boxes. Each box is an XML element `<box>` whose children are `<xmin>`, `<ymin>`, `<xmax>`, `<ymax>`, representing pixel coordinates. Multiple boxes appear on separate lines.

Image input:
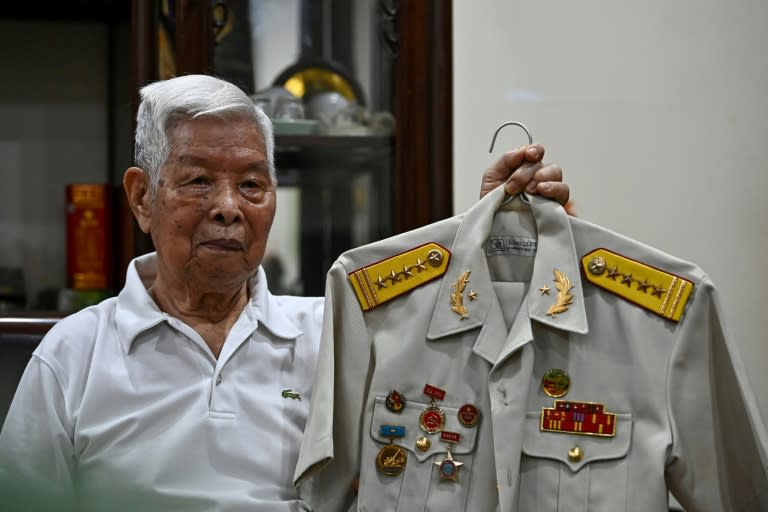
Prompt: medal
<box><xmin>419</xmin><ymin>384</ymin><xmax>446</xmax><ymax>434</ymax></box>
<box><xmin>434</xmin><ymin>432</ymin><xmax>464</xmax><ymax>482</ymax></box>
<box><xmin>376</xmin><ymin>424</ymin><xmax>408</xmax><ymax>476</ymax></box>
<box><xmin>457</xmin><ymin>403</ymin><xmax>480</xmax><ymax>428</ymax></box>
<box><xmin>376</xmin><ymin>444</ymin><xmax>408</xmax><ymax>477</ymax></box>
<box><xmin>419</xmin><ymin>406</ymin><xmax>446</xmax><ymax>434</ymax></box>
<box><xmin>434</xmin><ymin>443</ymin><xmax>464</xmax><ymax>482</ymax></box>
<box><xmin>541</xmin><ymin>369</ymin><xmax>570</xmax><ymax>398</ymax></box>
<box><xmin>435</xmin><ymin>449</ymin><xmax>464</xmax><ymax>481</ymax></box>
<box><xmin>385</xmin><ymin>390</ymin><xmax>406</xmax><ymax>413</ymax></box>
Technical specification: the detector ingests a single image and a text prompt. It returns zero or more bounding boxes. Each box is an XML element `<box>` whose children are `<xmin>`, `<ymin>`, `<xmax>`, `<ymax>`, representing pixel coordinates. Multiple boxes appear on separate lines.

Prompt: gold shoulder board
<box><xmin>348</xmin><ymin>242</ymin><xmax>450</xmax><ymax>311</ymax></box>
<box><xmin>581</xmin><ymin>248</ymin><xmax>694</xmax><ymax>322</ymax></box>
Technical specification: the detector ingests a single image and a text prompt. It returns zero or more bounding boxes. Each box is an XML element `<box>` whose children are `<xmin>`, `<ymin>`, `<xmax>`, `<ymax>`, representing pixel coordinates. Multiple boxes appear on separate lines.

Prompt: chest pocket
<box><xmin>518</xmin><ymin>411</ymin><xmax>632</xmax><ymax>511</ymax></box>
<box><xmin>369</xmin><ymin>396</ymin><xmax>479</xmax><ymax>460</ymax></box>
<box><xmin>356</xmin><ymin>396</ymin><xmax>481</xmax><ymax>512</ymax></box>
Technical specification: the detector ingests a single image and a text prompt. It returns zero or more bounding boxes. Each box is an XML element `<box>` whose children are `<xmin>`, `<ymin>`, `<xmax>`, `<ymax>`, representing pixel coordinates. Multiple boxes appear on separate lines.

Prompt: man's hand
<box><xmin>480</xmin><ymin>144</ymin><xmax>569</xmax><ymax>206</ymax></box>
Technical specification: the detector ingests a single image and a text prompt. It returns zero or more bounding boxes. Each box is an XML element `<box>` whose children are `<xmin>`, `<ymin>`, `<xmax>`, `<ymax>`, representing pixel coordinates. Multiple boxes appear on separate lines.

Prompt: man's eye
<box><xmin>242</xmin><ymin>181</ymin><xmax>263</xmax><ymax>190</ymax></box>
<box><xmin>188</xmin><ymin>177</ymin><xmax>207</xmax><ymax>185</ymax></box>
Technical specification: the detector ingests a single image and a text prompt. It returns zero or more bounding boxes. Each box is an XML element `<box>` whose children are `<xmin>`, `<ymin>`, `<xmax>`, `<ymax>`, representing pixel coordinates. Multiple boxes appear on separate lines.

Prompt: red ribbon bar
<box><xmin>440</xmin><ymin>431</ymin><xmax>461</xmax><ymax>443</ymax></box>
<box><xmin>423</xmin><ymin>384</ymin><xmax>446</xmax><ymax>401</ymax></box>
<box><xmin>540</xmin><ymin>401</ymin><xmax>616</xmax><ymax>437</ymax></box>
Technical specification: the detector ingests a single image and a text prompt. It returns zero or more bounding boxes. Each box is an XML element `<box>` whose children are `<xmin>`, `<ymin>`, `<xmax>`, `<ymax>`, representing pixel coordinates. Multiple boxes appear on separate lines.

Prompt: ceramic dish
<box><xmin>273</xmin><ymin>119</ymin><xmax>318</xmax><ymax>135</ymax></box>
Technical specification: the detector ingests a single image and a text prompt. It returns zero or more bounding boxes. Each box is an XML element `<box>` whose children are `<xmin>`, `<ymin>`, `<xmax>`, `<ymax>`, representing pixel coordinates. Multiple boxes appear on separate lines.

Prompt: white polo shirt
<box><xmin>0</xmin><ymin>252</ymin><xmax>324</xmax><ymax>512</ymax></box>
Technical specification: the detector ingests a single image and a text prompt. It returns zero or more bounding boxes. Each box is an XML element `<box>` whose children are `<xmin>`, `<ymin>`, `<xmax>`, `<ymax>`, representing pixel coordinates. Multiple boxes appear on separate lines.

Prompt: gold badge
<box><xmin>376</xmin><ymin>444</ymin><xmax>408</xmax><ymax>476</ymax></box>
<box><xmin>415</xmin><ymin>436</ymin><xmax>431</xmax><ymax>452</ymax></box>
<box><xmin>541</xmin><ymin>369</ymin><xmax>570</xmax><ymax>398</ymax></box>
<box><xmin>545</xmin><ymin>269</ymin><xmax>575</xmax><ymax>317</ymax></box>
<box><xmin>449</xmin><ymin>270</ymin><xmax>472</xmax><ymax>320</ymax></box>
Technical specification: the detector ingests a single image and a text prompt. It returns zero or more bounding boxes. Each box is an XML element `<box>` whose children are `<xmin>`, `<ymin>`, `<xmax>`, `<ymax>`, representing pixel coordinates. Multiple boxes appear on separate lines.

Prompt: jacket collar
<box><xmin>115</xmin><ymin>253</ymin><xmax>302</xmax><ymax>355</ymax></box>
<box><xmin>426</xmin><ymin>185</ymin><xmax>588</xmax><ymax>347</ymax></box>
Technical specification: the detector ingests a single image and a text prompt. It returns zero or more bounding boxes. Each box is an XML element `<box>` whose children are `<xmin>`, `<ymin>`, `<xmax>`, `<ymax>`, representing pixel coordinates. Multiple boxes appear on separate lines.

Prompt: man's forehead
<box><xmin>172</xmin><ymin>153</ymin><xmax>268</xmax><ymax>170</ymax></box>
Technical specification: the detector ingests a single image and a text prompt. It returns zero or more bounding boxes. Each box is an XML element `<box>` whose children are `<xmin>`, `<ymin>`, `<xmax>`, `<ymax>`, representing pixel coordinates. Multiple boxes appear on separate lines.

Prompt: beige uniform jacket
<box><xmin>295</xmin><ymin>185</ymin><xmax>768</xmax><ymax>511</ymax></box>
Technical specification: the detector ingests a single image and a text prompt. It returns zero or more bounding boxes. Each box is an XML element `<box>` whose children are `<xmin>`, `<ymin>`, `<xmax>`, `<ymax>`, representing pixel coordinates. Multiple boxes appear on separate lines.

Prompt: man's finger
<box><xmin>537</xmin><ymin>182</ymin><xmax>570</xmax><ymax>206</ymax></box>
<box><xmin>523</xmin><ymin>144</ymin><xmax>544</xmax><ymax>163</ymax></box>
<box><xmin>524</xmin><ymin>162</ymin><xmax>563</xmax><ymax>194</ymax></box>
<box><xmin>480</xmin><ymin>144</ymin><xmax>547</xmax><ymax>198</ymax></box>
<box><xmin>503</xmin><ymin>161</ymin><xmax>543</xmax><ymax>197</ymax></box>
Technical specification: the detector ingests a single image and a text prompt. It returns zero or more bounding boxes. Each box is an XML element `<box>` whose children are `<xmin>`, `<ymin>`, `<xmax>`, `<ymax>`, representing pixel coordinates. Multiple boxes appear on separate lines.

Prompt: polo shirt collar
<box><xmin>245</xmin><ymin>266</ymin><xmax>304</xmax><ymax>340</ymax></box>
<box><xmin>426</xmin><ymin>185</ymin><xmax>588</xmax><ymax>343</ymax></box>
<box><xmin>115</xmin><ymin>253</ymin><xmax>302</xmax><ymax>354</ymax></box>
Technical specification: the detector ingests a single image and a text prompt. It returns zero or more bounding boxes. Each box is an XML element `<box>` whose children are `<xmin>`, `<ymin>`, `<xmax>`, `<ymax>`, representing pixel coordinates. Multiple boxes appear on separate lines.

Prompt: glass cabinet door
<box><xmin>212</xmin><ymin>0</ymin><xmax>396</xmax><ymax>296</ymax></box>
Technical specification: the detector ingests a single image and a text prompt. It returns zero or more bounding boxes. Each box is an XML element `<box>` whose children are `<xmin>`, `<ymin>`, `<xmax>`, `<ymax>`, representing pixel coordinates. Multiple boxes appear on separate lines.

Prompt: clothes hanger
<box><xmin>488</xmin><ymin>121</ymin><xmax>534</xmax><ymax>206</ymax></box>
<box><xmin>488</xmin><ymin>121</ymin><xmax>533</xmax><ymax>153</ymax></box>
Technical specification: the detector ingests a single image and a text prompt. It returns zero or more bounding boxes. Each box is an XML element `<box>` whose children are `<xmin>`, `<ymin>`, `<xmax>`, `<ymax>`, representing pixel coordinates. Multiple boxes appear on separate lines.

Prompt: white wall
<box><xmin>454</xmin><ymin>0</ymin><xmax>768</xmax><ymax>419</ymax></box>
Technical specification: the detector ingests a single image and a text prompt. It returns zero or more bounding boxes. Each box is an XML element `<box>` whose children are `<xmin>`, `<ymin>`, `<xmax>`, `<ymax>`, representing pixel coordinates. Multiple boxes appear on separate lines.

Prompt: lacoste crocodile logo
<box><xmin>281</xmin><ymin>389</ymin><xmax>301</xmax><ymax>400</ymax></box>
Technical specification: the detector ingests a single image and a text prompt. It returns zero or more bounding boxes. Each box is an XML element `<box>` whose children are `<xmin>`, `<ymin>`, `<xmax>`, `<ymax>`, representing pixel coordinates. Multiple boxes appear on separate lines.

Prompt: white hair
<box><xmin>134</xmin><ymin>74</ymin><xmax>275</xmax><ymax>194</ymax></box>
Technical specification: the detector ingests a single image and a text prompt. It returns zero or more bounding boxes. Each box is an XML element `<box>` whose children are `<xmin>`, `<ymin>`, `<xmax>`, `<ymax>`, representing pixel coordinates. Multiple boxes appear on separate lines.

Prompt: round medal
<box><xmin>541</xmin><ymin>368</ymin><xmax>570</xmax><ymax>398</ymax></box>
<box><xmin>457</xmin><ymin>404</ymin><xmax>480</xmax><ymax>428</ymax></box>
<box><xmin>376</xmin><ymin>444</ymin><xmax>407</xmax><ymax>477</ymax></box>
<box><xmin>419</xmin><ymin>405</ymin><xmax>445</xmax><ymax>434</ymax></box>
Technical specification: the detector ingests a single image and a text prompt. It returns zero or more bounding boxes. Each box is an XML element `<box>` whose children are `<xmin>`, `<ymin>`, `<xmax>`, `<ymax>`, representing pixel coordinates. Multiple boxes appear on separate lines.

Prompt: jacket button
<box><xmin>427</xmin><ymin>249</ymin><xmax>443</xmax><ymax>267</ymax></box>
<box><xmin>568</xmin><ymin>446</ymin><xmax>583</xmax><ymax>462</ymax></box>
<box><xmin>588</xmin><ymin>256</ymin><xmax>606</xmax><ymax>275</ymax></box>
<box><xmin>216</xmin><ymin>374</ymin><xmax>222</xmax><ymax>385</ymax></box>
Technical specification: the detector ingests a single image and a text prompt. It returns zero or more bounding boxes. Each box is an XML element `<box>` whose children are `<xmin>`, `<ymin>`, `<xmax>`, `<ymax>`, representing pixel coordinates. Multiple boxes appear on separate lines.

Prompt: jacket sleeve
<box><xmin>295</xmin><ymin>259</ymin><xmax>373</xmax><ymax>511</ymax></box>
<box><xmin>665</xmin><ymin>277</ymin><xmax>768</xmax><ymax>510</ymax></box>
<box><xmin>0</xmin><ymin>353</ymin><xmax>77</xmax><ymax>506</ymax></box>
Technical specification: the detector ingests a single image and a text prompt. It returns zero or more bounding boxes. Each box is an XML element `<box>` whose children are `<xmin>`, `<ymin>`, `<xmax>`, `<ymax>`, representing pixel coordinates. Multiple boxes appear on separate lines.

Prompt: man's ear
<box><xmin>123</xmin><ymin>167</ymin><xmax>152</xmax><ymax>234</ymax></box>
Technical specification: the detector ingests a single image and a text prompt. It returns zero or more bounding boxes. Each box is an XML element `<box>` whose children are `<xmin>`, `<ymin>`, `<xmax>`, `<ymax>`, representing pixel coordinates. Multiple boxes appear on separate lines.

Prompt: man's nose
<box><xmin>209</xmin><ymin>184</ymin><xmax>243</xmax><ymax>224</ymax></box>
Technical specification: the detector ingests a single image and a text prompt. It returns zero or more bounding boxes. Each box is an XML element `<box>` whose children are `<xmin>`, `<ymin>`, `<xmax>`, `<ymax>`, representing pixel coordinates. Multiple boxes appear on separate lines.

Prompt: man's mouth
<box><xmin>202</xmin><ymin>239</ymin><xmax>243</xmax><ymax>251</ymax></box>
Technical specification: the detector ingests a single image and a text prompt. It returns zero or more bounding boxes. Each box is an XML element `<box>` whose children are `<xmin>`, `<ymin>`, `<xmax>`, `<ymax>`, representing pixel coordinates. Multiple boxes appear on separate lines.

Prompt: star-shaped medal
<box><xmin>434</xmin><ymin>449</ymin><xmax>464</xmax><ymax>481</ymax></box>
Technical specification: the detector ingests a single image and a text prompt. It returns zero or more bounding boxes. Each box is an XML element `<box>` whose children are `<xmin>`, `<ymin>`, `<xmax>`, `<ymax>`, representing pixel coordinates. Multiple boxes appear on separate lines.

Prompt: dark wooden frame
<box><xmin>392</xmin><ymin>1</ymin><xmax>453</xmax><ymax>233</ymax></box>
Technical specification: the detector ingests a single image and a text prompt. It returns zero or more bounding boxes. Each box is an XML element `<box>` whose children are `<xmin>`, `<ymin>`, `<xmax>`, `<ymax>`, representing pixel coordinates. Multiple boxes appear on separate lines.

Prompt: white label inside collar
<box><xmin>485</xmin><ymin>236</ymin><xmax>537</xmax><ymax>257</ymax></box>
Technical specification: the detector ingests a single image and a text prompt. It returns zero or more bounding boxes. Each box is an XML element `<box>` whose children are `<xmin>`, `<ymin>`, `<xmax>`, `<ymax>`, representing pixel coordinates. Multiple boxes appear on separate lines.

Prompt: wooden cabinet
<box><xmin>0</xmin><ymin>0</ymin><xmax>452</xmax><ymax>307</ymax></box>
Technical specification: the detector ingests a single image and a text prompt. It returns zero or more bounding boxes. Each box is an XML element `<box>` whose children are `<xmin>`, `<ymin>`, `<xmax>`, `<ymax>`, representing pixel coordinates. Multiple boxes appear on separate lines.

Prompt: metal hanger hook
<box><xmin>488</xmin><ymin>121</ymin><xmax>533</xmax><ymax>153</ymax></box>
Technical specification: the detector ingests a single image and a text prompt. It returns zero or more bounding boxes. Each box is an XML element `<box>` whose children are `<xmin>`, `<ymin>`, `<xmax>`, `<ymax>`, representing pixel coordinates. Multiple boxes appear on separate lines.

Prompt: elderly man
<box><xmin>0</xmin><ymin>75</ymin><xmax>568</xmax><ymax>511</ymax></box>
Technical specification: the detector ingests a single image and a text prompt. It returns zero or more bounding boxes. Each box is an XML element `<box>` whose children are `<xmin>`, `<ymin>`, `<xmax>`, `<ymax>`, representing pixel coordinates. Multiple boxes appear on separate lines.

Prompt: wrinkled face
<box><xmin>148</xmin><ymin>115</ymin><xmax>275</xmax><ymax>291</ymax></box>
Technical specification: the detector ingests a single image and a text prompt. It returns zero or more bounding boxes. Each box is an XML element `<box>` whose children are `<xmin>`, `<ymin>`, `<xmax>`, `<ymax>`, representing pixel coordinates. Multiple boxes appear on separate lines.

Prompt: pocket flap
<box><xmin>370</xmin><ymin>396</ymin><xmax>480</xmax><ymax>463</ymax></box>
<box><xmin>522</xmin><ymin>411</ymin><xmax>632</xmax><ymax>472</ymax></box>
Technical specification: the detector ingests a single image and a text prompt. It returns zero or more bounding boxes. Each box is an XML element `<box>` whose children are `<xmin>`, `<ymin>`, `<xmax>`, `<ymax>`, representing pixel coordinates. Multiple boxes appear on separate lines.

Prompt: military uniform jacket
<box><xmin>294</xmin><ymin>185</ymin><xmax>768</xmax><ymax>511</ymax></box>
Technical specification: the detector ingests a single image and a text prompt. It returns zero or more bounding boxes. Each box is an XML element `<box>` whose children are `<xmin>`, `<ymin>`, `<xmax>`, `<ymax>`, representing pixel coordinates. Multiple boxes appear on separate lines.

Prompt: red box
<box><xmin>66</xmin><ymin>184</ymin><xmax>112</xmax><ymax>290</ymax></box>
